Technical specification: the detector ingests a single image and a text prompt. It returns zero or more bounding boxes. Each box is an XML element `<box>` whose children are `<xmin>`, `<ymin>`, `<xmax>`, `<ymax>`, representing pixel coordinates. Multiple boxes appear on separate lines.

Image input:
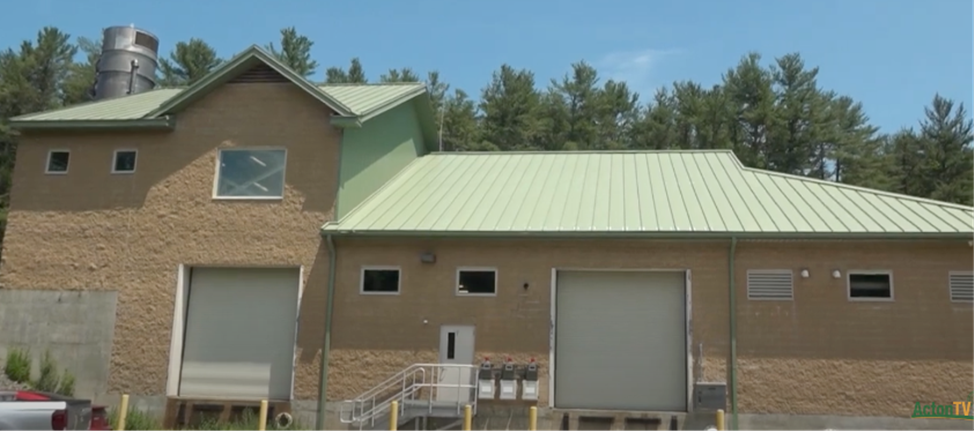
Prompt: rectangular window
<box><xmin>847</xmin><ymin>271</ymin><xmax>893</xmax><ymax>301</ymax></box>
<box><xmin>214</xmin><ymin>148</ymin><xmax>287</xmax><ymax>199</ymax></box>
<box><xmin>112</xmin><ymin>149</ymin><xmax>138</xmax><ymax>174</ymax></box>
<box><xmin>456</xmin><ymin>268</ymin><xmax>497</xmax><ymax>296</ymax></box>
<box><xmin>360</xmin><ymin>267</ymin><xmax>401</xmax><ymax>295</ymax></box>
<box><xmin>746</xmin><ymin>269</ymin><xmax>794</xmax><ymax>301</ymax></box>
<box><xmin>446</xmin><ymin>332</ymin><xmax>456</xmax><ymax>360</ymax></box>
<box><xmin>46</xmin><ymin>150</ymin><xmax>70</xmax><ymax>174</ymax></box>
<box><xmin>949</xmin><ymin>271</ymin><xmax>973</xmax><ymax>303</ymax></box>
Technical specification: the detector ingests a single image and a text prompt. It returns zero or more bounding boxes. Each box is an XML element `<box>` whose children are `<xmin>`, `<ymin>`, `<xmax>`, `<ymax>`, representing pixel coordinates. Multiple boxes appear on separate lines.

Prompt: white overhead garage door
<box><xmin>179</xmin><ymin>267</ymin><xmax>300</xmax><ymax>400</ymax></box>
<box><xmin>555</xmin><ymin>271</ymin><xmax>687</xmax><ymax>411</ymax></box>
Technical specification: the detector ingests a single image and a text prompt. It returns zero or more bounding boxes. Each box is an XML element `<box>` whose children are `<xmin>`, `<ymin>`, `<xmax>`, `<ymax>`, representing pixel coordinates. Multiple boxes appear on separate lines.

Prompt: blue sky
<box><xmin>3</xmin><ymin>0</ymin><xmax>972</xmax><ymax>133</ymax></box>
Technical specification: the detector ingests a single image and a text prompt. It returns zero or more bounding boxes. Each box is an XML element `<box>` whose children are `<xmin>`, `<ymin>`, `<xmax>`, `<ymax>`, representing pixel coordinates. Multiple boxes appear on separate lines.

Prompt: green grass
<box><xmin>108</xmin><ymin>406</ymin><xmax>308</xmax><ymax>431</ymax></box>
<box><xmin>108</xmin><ymin>407</ymin><xmax>163</xmax><ymax>431</ymax></box>
<box><xmin>2</xmin><ymin>348</ymin><xmax>76</xmax><ymax>397</ymax></box>
<box><xmin>3</xmin><ymin>347</ymin><xmax>31</xmax><ymax>383</ymax></box>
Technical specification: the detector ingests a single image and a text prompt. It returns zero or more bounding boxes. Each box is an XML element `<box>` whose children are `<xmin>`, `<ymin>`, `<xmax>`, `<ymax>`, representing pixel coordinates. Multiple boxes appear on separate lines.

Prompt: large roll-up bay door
<box><xmin>555</xmin><ymin>270</ymin><xmax>687</xmax><ymax>411</ymax></box>
<box><xmin>179</xmin><ymin>267</ymin><xmax>300</xmax><ymax>400</ymax></box>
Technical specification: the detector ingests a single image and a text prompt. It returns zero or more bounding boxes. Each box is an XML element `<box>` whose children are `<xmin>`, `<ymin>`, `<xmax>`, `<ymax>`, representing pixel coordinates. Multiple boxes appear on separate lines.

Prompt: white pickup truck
<box><xmin>0</xmin><ymin>391</ymin><xmax>95</xmax><ymax>430</ymax></box>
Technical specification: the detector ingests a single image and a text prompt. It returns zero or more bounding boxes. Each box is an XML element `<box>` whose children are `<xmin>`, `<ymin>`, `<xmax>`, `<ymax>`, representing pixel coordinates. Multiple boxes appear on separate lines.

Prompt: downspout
<box><xmin>728</xmin><ymin>237</ymin><xmax>739</xmax><ymax>430</ymax></box>
<box><xmin>316</xmin><ymin>234</ymin><xmax>338</xmax><ymax>430</ymax></box>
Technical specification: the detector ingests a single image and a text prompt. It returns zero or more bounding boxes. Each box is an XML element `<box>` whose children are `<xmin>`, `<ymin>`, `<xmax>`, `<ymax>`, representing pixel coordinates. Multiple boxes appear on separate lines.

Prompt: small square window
<box><xmin>848</xmin><ymin>271</ymin><xmax>893</xmax><ymax>301</ymax></box>
<box><xmin>112</xmin><ymin>150</ymin><xmax>138</xmax><ymax>174</ymax></box>
<box><xmin>360</xmin><ymin>267</ymin><xmax>400</xmax><ymax>295</ymax></box>
<box><xmin>457</xmin><ymin>268</ymin><xmax>497</xmax><ymax>296</ymax></box>
<box><xmin>214</xmin><ymin>148</ymin><xmax>287</xmax><ymax>199</ymax></box>
<box><xmin>46</xmin><ymin>150</ymin><xmax>70</xmax><ymax>174</ymax></box>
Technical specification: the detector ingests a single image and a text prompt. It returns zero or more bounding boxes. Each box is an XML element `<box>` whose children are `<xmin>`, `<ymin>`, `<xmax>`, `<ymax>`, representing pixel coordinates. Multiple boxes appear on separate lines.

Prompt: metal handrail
<box><xmin>339</xmin><ymin>363</ymin><xmax>479</xmax><ymax>429</ymax></box>
<box><xmin>357</xmin><ymin>382</ymin><xmax>478</xmax><ymax>429</ymax></box>
<box><xmin>339</xmin><ymin>366</ymin><xmax>426</xmax><ymax>424</ymax></box>
<box><xmin>356</xmin><ymin>365</ymin><xmax>427</xmax><ymax>403</ymax></box>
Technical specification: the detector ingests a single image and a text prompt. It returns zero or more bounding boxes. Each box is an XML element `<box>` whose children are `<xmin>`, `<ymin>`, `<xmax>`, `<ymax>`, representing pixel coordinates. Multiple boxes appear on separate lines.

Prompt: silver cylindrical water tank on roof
<box><xmin>93</xmin><ymin>25</ymin><xmax>160</xmax><ymax>101</ymax></box>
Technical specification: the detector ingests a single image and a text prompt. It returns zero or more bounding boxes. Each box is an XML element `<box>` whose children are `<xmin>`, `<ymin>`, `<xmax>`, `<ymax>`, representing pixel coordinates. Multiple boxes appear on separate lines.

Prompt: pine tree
<box><xmin>917</xmin><ymin>95</ymin><xmax>974</xmax><ymax>205</ymax></box>
<box><xmin>478</xmin><ymin>64</ymin><xmax>541</xmax><ymax>150</ymax></box>
<box><xmin>158</xmin><ymin>38</ymin><xmax>222</xmax><ymax>86</ymax></box>
<box><xmin>265</xmin><ymin>27</ymin><xmax>318</xmax><ymax>77</ymax></box>
<box><xmin>325</xmin><ymin>58</ymin><xmax>367</xmax><ymax>84</ymax></box>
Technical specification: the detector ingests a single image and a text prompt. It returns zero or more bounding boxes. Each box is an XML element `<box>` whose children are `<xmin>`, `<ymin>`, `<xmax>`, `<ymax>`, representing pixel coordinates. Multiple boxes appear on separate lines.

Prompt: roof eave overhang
<box><xmin>330</xmin><ymin>116</ymin><xmax>363</xmax><ymax>128</ymax></box>
<box><xmin>8</xmin><ymin>115</ymin><xmax>176</xmax><ymax>132</ymax></box>
<box><xmin>328</xmin><ymin>87</ymin><xmax>440</xmax><ymax>154</ymax></box>
<box><xmin>319</xmin><ymin>228</ymin><xmax>974</xmax><ymax>241</ymax></box>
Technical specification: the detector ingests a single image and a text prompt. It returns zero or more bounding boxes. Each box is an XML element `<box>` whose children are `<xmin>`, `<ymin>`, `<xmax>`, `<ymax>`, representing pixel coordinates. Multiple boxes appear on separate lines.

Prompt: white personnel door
<box><xmin>437</xmin><ymin>325</ymin><xmax>475</xmax><ymax>403</ymax></box>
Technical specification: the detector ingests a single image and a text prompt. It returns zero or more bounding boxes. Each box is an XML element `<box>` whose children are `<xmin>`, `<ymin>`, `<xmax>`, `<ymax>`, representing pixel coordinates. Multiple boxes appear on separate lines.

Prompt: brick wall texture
<box><xmin>1</xmin><ymin>80</ymin><xmax>971</xmax><ymax>418</ymax></box>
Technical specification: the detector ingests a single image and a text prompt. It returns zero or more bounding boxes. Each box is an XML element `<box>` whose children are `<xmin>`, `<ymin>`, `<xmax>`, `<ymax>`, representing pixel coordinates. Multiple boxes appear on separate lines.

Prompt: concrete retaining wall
<box><xmin>0</xmin><ymin>289</ymin><xmax>118</xmax><ymax>399</ymax></box>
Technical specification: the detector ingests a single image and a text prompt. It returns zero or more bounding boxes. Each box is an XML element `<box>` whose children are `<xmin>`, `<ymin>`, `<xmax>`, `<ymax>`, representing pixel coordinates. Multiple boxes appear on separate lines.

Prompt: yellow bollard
<box><xmin>528</xmin><ymin>406</ymin><xmax>537</xmax><ymax>431</ymax></box>
<box><xmin>116</xmin><ymin>394</ymin><xmax>129</xmax><ymax>431</ymax></box>
<box><xmin>389</xmin><ymin>401</ymin><xmax>398</xmax><ymax>431</ymax></box>
<box><xmin>716</xmin><ymin>409</ymin><xmax>725</xmax><ymax>431</ymax></box>
<box><xmin>462</xmin><ymin>405</ymin><xmax>472</xmax><ymax>431</ymax></box>
<box><xmin>258</xmin><ymin>400</ymin><xmax>268</xmax><ymax>431</ymax></box>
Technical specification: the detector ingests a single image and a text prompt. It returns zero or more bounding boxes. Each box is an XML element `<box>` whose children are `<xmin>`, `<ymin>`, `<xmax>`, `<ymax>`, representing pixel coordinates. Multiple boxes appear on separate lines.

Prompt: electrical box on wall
<box><xmin>477</xmin><ymin>358</ymin><xmax>495</xmax><ymax>399</ymax></box>
<box><xmin>693</xmin><ymin>382</ymin><xmax>727</xmax><ymax>411</ymax></box>
<box><xmin>499</xmin><ymin>358</ymin><xmax>517</xmax><ymax>400</ymax></box>
<box><xmin>521</xmin><ymin>358</ymin><xmax>539</xmax><ymax>401</ymax></box>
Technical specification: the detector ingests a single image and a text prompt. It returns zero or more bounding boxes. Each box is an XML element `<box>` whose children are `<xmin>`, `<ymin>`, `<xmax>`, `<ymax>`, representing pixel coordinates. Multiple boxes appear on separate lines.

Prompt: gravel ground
<box><xmin>0</xmin><ymin>373</ymin><xmax>30</xmax><ymax>391</ymax></box>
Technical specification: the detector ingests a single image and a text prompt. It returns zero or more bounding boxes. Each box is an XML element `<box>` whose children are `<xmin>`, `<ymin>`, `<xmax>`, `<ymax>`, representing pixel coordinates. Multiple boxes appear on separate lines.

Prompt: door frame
<box><xmin>548</xmin><ymin>268</ymin><xmax>692</xmax><ymax>411</ymax></box>
<box><xmin>437</xmin><ymin>325</ymin><xmax>476</xmax><ymax>403</ymax></box>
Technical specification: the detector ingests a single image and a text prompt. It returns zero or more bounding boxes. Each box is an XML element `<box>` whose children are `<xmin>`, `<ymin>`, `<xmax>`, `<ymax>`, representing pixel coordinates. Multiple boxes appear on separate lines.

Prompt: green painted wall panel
<box><xmin>335</xmin><ymin>102</ymin><xmax>427</xmax><ymax>219</ymax></box>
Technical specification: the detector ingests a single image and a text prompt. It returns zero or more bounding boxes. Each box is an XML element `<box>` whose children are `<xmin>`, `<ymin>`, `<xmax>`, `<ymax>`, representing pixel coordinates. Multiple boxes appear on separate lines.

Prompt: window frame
<box><xmin>846</xmin><ymin>270</ymin><xmax>894</xmax><ymax>302</ymax></box>
<box><xmin>359</xmin><ymin>266</ymin><xmax>402</xmax><ymax>296</ymax></box>
<box><xmin>111</xmin><ymin>149</ymin><xmax>139</xmax><ymax>174</ymax></box>
<box><xmin>212</xmin><ymin>147</ymin><xmax>288</xmax><ymax>200</ymax></box>
<box><xmin>746</xmin><ymin>269</ymin><xmax>794</xmax><ymax>301</ymax></box>
<box><xmin>45</xmin><ymin>149</ymin><xmax>71</xmax><ymax>175</ymax></box>
<box><xmin>948</xmin><ymin>271</ymin><xmax>974</xmax><ymax>304</ymax></box>
<box><xmin>455</xmin><ymin>267</ymin><xmax>498</xmax><ymax>297</ymax></box>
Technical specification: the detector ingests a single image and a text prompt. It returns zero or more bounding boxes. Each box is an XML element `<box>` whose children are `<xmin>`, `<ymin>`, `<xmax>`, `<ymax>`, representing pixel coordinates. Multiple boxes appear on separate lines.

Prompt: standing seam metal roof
<box><xmin>321</xmin><ymin>150</ymin><xmax>974</xmax><ymax>236</ymax></box>
<box><xmin>9</xmin><ymin>83</ymin><xmax>428</xmax><ymax>122</ymax></box>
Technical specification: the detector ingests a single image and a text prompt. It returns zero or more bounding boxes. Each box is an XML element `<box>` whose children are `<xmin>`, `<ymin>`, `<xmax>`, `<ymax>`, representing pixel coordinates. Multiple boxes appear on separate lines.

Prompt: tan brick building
<box><xmin>2</xmin><ymin>46</ymin><xmax>972</xmax><ymax>430</ymax></box>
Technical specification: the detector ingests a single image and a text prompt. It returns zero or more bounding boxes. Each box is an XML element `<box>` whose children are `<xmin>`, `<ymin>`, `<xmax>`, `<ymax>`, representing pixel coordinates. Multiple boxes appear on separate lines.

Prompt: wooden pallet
<box><xmin>162</xmin><ymin>397</ymin><xmax>292</xmax><ymax>430</ymax></box>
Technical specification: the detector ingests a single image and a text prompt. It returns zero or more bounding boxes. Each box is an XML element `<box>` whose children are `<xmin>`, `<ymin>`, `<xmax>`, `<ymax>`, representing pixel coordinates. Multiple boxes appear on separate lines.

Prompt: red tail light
<box><xmin>52</xmin><ymin>409</ymin><xmax>67</xmax><ymax>430</ymax></box>
<box><xmin>90</xmin><ymin>407</ymin><xmax>111</xmax><ymax>430</ymax></box>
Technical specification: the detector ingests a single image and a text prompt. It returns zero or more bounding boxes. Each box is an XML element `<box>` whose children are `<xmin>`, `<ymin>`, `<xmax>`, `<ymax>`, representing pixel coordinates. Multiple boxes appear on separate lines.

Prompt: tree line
<box><xmin>0</xmin><ymin>27</ymin><xmax>971</xmax><ymax>242</ymax></box>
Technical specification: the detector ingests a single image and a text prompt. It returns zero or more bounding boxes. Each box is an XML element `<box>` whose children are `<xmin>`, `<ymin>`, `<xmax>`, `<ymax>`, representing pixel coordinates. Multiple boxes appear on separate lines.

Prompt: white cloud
<box><xmin>597</xmin><ymin>49</ymin><xmax>681</xmax><ymax>98</ymax></box>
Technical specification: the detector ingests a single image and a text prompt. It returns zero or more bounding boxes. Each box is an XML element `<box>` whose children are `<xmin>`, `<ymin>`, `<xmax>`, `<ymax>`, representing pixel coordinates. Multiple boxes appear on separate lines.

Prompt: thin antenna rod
<box><xmin>438</xmin><ymin>100</ymin><xmax>447</xmax><ymax>152</ymax></box>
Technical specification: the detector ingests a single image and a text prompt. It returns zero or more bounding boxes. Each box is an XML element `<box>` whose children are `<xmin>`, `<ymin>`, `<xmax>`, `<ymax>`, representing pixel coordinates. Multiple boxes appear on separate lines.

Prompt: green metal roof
<box><xmin>11</xmin><ymin>89</ymin><xmax>183</xmax><ymax>121</ymax></box>
<box><xmin>9</xmin><ymin>45</ymin><xmax>430</xmax><ymax>130</ymax></box>
<box><xmin>10</xmin><ymin>84</ymin><xmax>426</xmax><ymax>122</ymax></box>
<box><xmin>320</xmin><ymin>83</ymin><xmax>427</xmax><ymax>120</ymax></box>
<box><xmin>321</xmin><ymin>150</ymin><xmax>975</xmax><ymax>238</ymax></box>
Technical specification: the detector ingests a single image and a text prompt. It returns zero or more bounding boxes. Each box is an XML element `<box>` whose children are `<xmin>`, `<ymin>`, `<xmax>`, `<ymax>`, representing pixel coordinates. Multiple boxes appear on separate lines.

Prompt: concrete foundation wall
<box><xmin>0</xmin><ymin>289</ymin><xmax>117</xmax><ymax>399</ymax></box>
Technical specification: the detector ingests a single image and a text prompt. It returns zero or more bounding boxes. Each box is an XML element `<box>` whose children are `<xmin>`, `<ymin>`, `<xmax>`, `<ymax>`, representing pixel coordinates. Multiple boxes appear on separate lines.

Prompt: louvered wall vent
<box><xmin>228</xmin><ymin>63</ymin><xmax>289</xmax><ymax>84</ymax></box>
<box><xmin>949</xmin><ymin>272</ymin><xmax>973</xmax><ymax>303</ymax></box>
<box><xmin>747</xmin><ymin>270</ymin><xmax>794</xmax><ymax>301</ymax></box>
